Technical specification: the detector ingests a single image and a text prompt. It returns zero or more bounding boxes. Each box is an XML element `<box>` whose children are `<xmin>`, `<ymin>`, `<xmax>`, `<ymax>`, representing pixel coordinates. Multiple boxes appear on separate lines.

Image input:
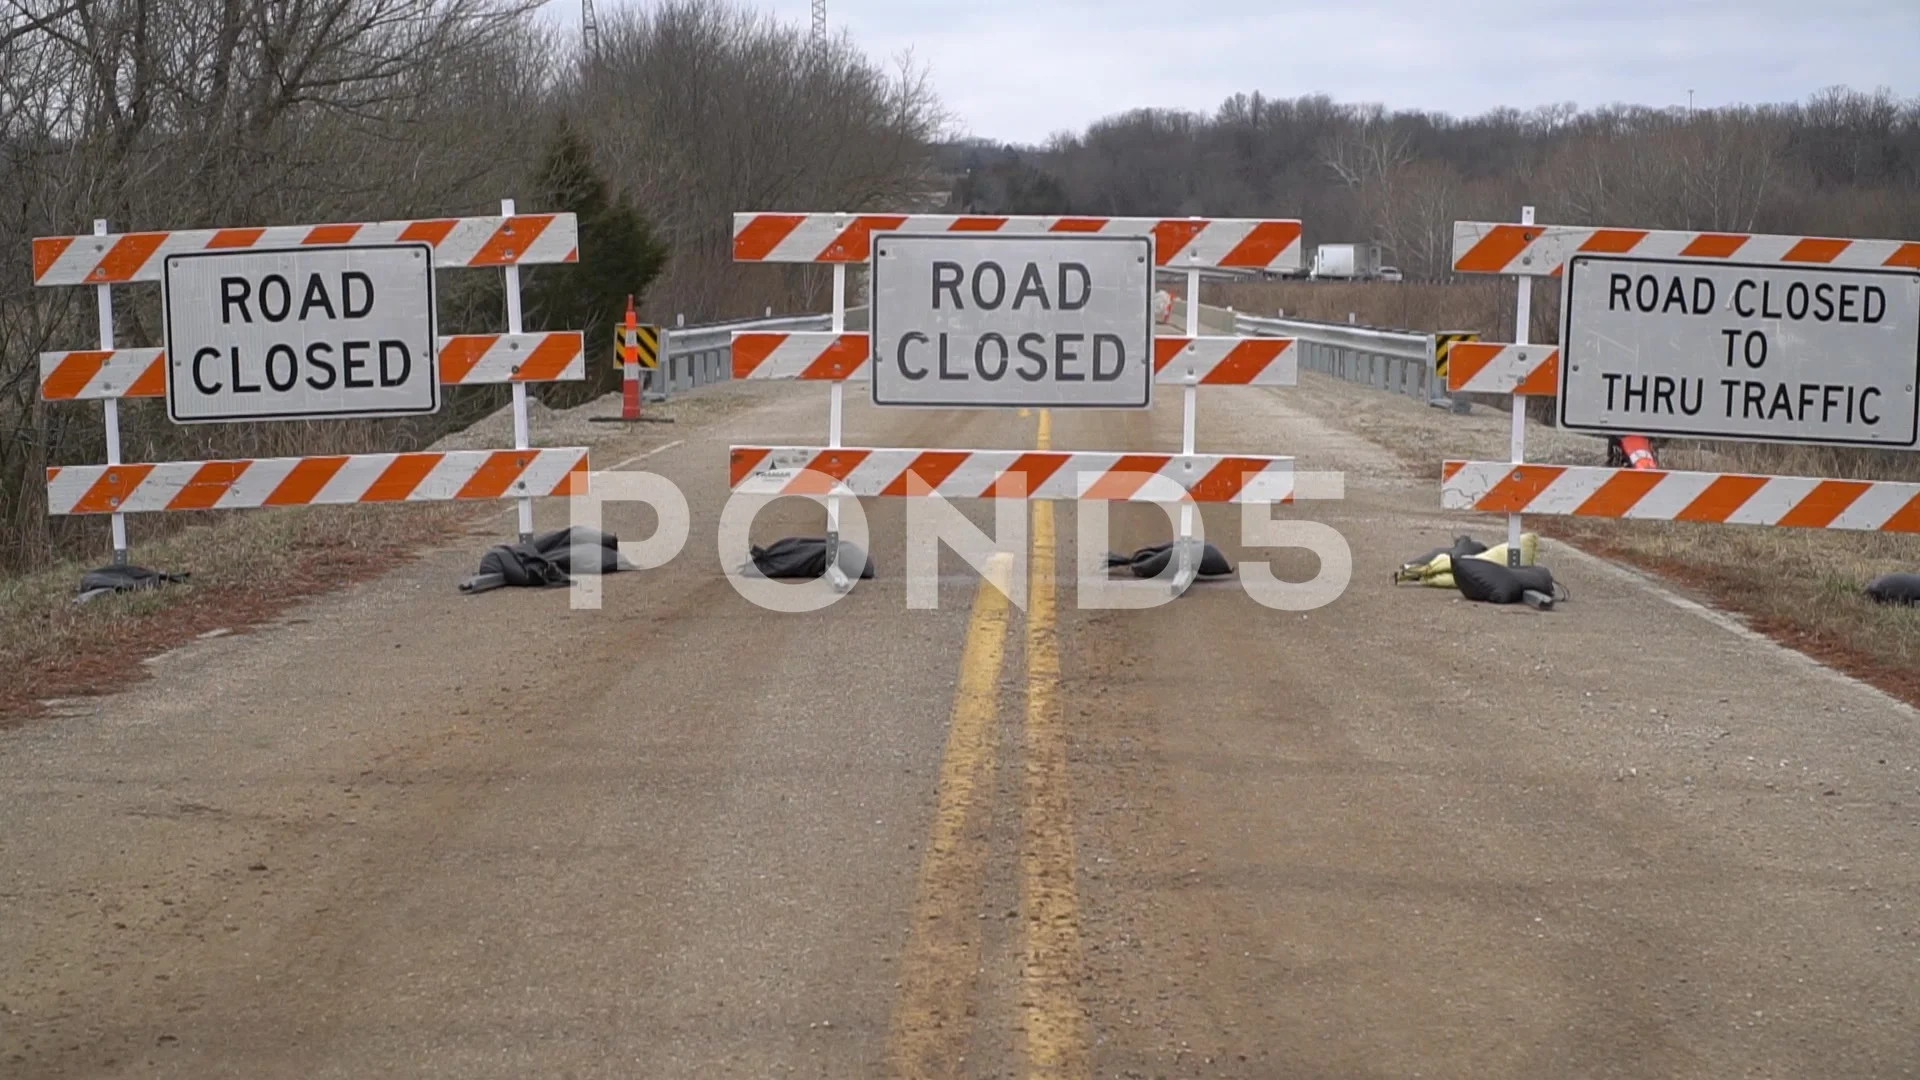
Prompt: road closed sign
<box><xmin>163</xmin><ymin>243</ymin><xmax>438</xmax><ymax>423</ymax></box>
<box><xmin>1560</xmin><ymin>255</ymin><xmax>1920</xmax><ymax>449</ymax></box>
<box><xmin>870</xmin><ymin>233</ymin><xmax>1153</xmax><ymax>408</ymax></box>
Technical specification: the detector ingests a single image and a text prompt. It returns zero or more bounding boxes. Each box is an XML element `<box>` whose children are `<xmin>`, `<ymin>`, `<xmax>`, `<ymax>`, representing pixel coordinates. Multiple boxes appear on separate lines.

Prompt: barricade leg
<box><xmin>1172</xmin><ymin>266</ymin><xmax>1203</xmax><ymax>596</ymax></box>
<box><xmin>94</xmin><ymin>219</ymin><xmax>129</xmax><ymax>566</ymax></box>
<box><xmin>826</xmin><ymin>265</ymin><xmax>852</xmax><ymax>593</ymax></box>
<box><xmin>1506</xmin><ymin>206</ymin><xmax>1534</xmax><ymax>566</ymax></box>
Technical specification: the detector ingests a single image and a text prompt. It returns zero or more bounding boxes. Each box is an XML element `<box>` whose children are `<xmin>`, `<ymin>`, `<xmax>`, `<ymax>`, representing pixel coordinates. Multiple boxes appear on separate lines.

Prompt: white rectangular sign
<box><xmin>1560</xmin><ymin>254</ymin><xmax>1920</xmax><ymax>449</ymax></box>
<box><xmin>870</xmin><ymin>233</ymin><xmax>1153</xmax><ymax>408</ymax></box>
<box><xmin>164</xmin><ymin>243</ymin><xmax>438</xmax><ymax>423</ymax></box>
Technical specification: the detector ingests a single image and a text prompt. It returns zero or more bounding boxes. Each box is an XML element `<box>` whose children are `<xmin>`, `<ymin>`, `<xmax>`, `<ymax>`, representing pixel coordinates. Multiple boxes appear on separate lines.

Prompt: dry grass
<box><xmin>1547</xmin><ymin>515</ymin><xmax>1920</xmax><ymax>675</ymax></box>
<box><xmin>0</xmin><ymin>500</ymin><xmax>482</xmax><ymax>722</ymax></box>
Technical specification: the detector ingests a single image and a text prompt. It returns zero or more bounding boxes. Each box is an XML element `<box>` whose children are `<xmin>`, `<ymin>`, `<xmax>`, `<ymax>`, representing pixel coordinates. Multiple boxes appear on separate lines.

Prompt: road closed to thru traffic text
<box><xmin>164</xmin><ymin>243</ymin><xmax>438</xmax><ymax>424</ymax></box>
<box><xmin>871</xmin><ymin>233</ymin><xmax>1153</xmax><ymax>409</ymax></box>
<box><xmin>1560</xmin><ymin>254</ymin><xmax>1920</xmax><ymax>448</ymax></box>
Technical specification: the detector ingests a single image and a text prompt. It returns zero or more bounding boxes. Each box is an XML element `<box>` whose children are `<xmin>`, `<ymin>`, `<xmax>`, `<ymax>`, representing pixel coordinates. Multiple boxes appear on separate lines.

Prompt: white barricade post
<box><xmin>727</xmin><ymin>212</ymin><xmax>1306</xmax><ymax>597</ymax></box>
<box><xmin>37</xmin><ymin>208</ymin><xmax>589</xmax><ymax>562</ymax></box>
<box><xmin>1442</xmin><ymin>215</ymin><xmax>1920</xmax><ymax>534</ymax></box>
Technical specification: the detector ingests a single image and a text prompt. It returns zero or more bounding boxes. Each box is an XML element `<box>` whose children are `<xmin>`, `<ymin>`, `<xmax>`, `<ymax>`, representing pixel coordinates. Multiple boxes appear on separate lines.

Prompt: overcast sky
<box><xmin>573</xmin><ymin>1</ymin><xmax>1919</xmax><ymax>145</ymax></box>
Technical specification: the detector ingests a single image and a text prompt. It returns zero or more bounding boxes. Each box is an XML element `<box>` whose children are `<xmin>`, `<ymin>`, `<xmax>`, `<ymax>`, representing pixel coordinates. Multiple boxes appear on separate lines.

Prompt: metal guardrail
<box><xmin>651</xmin><ymin>307</ymin><xmax>873</xmax><ymax>396</ymax></box>
<box><xmin>650</xmin><ymin>306</ymin><xmax>1467</xmax><ymax>412</ymax></box>
<box><xmin>1234</xmin><ymin>312</ymin><xmax>1455</xmax><ymax>408</ymax></box>
<box><xmin>647</xmin><ymin>312</ymin><xmax>837</xmax><ymax>397</ymax></box>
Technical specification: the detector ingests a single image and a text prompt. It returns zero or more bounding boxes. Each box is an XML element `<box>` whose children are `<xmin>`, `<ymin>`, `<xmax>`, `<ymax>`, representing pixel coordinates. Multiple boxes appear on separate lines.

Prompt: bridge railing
<box><xmin>654</xmin><ymin>312</ymin><xmax>837</xmax><ymax>396</ymax></box>
<box><xmin>660</xmin><ymin>306</ymin><xmax>1471</xmax><ymax>412</ymax></box>
<box><xmin>1234</xmin><ymin>312</ymin><xmax>1463</xmax><ymax>410</ymax></box>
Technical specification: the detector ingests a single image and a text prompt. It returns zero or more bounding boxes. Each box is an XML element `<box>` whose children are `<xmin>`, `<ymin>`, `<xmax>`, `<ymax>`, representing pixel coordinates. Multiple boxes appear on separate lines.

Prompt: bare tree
<box><xmin>578</xmin><ymin>1</ymin><xmax>944</xmax><ymax>319</ymax></box>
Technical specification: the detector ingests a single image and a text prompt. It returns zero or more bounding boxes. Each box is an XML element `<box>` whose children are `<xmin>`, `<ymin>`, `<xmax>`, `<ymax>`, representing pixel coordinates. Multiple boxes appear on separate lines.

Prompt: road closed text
<box><xmin>163</xmin><ymin>244</ymin><xmax>438</xmax><ymax>423</ymax></box>
<box><xmin>871</xmin><ymin>233</ymin><xmax>1153</xmax><ymax>408</ymax></box>
<box><xmin>1560</xmin><ymin>256</ymin><xmax>1920</xmax><ymax>448</ymax></box>
<box><xmin>188</xmin><ymin>272</ymin><xmax>417</xmax><ymax>397</ymax></box>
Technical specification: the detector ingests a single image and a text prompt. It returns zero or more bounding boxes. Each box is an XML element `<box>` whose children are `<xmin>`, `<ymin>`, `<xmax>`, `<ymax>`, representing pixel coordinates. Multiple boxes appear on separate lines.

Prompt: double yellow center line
<box><xmin>889</xmin><ymin>410</ymin><xmax>1088</xmax><ymax>1079</ymax></box>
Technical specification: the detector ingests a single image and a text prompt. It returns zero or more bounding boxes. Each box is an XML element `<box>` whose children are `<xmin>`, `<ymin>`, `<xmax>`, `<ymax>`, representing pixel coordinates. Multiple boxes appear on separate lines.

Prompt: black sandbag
<box><xmin>551</xmin><ymin>543</ymin><xmax>631</xmax><ymax>575</ymax></box>
<box><xmin>1401</xmin><ymin>535</ymin><xmax>1488</xmax><ymax>570</ymax></box>
<box><xmin>1451</xmin><ymin>535</ymin><xmax>1489</xmax><ymax>558</ymax></box>
<box><xmin>538</xmin><ymin>527</ymin><xmax>634</xmax><ymax>575</ymax></box>
<box><xmin>77</xmin><ymin>564</ymin><xmax>188</xmax><ymax>595</ymax></box>
<box><xmin>529</xmin><ymin>526</ymin><xmax>619</xmax><ymax>555</ymax></box>
<box><xmin>1111</xmin><ymin>541</ymin><xmax>1234</xmax><ymax>579</ymax></box>
<box><xmin>461</xmin><ymin>527</ymin><xmax>634</xmax><ymax>592</ymax></box>
<box><xmin>1453</xmin><ymin>557</ymin><xmax>1556</xmax><ymax>605</ymax></box>
<box><xmin>475</xmin><ymin>543</ymin><xmax>570</xmax><ymax>588</ymax></box>
<box><xmin>746</xmin><ymin>536</ymin><xmax>877</xmax><ymax>580</ymax></box>
<box><xmin>75</xmin><ymin>564</ymin><xmax>190</xmax><ymax>604</ymax></box>
<box><xmin>1866</xmin><ymin>572</ymin><xmax>1920</xmax><ymax>606</ymax></box>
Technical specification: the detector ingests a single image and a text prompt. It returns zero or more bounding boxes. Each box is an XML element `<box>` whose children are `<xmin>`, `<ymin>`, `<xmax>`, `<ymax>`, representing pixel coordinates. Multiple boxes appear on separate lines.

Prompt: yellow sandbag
<box><xmin>1392</xmin><ymin>555</ymin><xmax>1459</xmax><ymax>589</ymax></box>
<box><xmin>1464</xmin><ymin>532</ymin><xmax>1537</xmax><ymax>568</ymax></box>
<box><xmin>1394</xmin><ymin>551</ymin><xmax>1454</xmax><ymax>584</ymax></box>
<box><xmin>1395</xmin><ymin>534</ymin><xmax>1536</xmax><ymax>585</ymax></box>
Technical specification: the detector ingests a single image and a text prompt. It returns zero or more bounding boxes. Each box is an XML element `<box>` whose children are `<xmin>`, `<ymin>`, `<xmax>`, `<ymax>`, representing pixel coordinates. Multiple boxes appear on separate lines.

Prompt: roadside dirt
<box><xmin>0</xmin><ymin>382</ymin><xmax>762</xmax><ymax>725</ymax></box>
<box><xmin>1</xmin><ymin>503</ymin><xmax>472</xmax><ymax>725</ymax></box>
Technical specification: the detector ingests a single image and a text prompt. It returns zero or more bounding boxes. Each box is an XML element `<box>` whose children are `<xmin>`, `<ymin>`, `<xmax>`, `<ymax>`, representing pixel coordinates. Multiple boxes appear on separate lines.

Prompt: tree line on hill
<box><xmin>940</xmin><ymin>87</ymin><xmax>1920</xmax><ymax>280</ymax></box>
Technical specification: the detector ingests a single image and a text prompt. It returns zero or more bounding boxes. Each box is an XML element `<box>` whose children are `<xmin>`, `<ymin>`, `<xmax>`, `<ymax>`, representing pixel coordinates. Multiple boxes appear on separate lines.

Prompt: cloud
<box><xmin>591</xmin><ymin>0</ymin><xmax>1920</xmax><ymax>144</ymax></box>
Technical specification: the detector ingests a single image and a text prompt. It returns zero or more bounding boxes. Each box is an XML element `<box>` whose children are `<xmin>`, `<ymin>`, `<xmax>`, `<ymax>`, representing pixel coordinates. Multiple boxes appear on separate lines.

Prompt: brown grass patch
<box><xmin>1541</xmin><ymin>517</ymin><xmax>1920</xmax><ymax>706</ymax></box>
<box><xmin>0</xmin><ymin>500</ymin><xmax>492</xmax><ymax>725</ymax></box>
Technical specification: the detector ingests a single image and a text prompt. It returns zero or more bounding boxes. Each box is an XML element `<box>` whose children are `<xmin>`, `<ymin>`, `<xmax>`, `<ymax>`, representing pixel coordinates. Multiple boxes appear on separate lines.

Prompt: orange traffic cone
<box><xmin>619</xmin><ymin>297</ymin><xmax>642</xmax><ymax>421</ymax></box>
<box><xmin>591</xmin><ymin>295</ymin><xmax>674</xmax><ymax>425</ymax></box>
<box><xmin>1620</xmin><ymin>434</ymin><xmax>1657</xmax><ymax>470</ymax></box>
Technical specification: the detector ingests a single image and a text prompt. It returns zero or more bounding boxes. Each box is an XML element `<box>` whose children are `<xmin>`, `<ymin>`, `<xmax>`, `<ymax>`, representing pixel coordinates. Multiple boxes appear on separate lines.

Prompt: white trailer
<box><xmin>1310</xmin><ymin>243</ymin><xmax>1383</xmax><ymax>280</ymax></box>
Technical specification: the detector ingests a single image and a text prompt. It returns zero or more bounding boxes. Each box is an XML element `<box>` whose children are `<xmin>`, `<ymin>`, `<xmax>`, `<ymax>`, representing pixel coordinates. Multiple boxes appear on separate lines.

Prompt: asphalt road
<box><xmin>5</xmin><ymin>321</ymin><xmax>1919</xmax><ymax>1078</ymax></box>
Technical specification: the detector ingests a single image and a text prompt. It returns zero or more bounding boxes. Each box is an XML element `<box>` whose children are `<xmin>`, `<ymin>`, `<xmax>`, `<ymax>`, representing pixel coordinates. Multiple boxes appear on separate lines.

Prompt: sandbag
<box><xmin>472</xmin><ymin>543</ymin><xmax>570</xmax><ymax>589</ymax></box>
<box><xmin>745</xmin><ymin>536</ymin><xmax>877</xmax><ymax>580</ymax></box>
<box><xmin>75</xmin><ymin>564</ymin><xmax>190</xmax><ymax>604</ymax></box>
<box><xmin>1453</xmin><ymin>557</ymin><xmax>1557</xmax><ymax>605</ymax></box>
<box><xmin>529</xmin><ymin>526</ymin><xmax>618</xmax><ymax>556</ymax></box>
<box><xmin>1107</xmin><ymin>542</ymin><xmax>1234</xmax><ymax>579</ymax></box>
<box><xmin>1406</xmin><ymin>536</ymin><xmax>1486</xmax><ymax>568</ymax></box>
<box><xmin>1394</xmin><ymin>536</ymin><xmax>1487</xmax><ymax>585</ymax></box>
<box><xmin>1866</xmin><ymin>572</ymin><xmax>1920</xmax><ymax>606</ymax></box>
<box><xmin>534</xmin><ymin>527</ymin><xmax>633</xmax><ymax>575</ymax></box>
<box><xmin>1469</xmin><ymin>533</ymin><xmax>1538</xmax><ymax>568</ymax></box>
<box><xmin>460</xmin><ymin>526</ymin><xmax>634</xmax><ymax>593</ymax></box>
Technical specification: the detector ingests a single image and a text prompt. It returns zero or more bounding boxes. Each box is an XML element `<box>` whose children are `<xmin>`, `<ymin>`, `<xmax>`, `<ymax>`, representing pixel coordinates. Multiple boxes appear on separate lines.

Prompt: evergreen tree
<box><xmin>523</xmin><ymin>119</ymin><xmax>670</xmax><ymax>406</ymax></box>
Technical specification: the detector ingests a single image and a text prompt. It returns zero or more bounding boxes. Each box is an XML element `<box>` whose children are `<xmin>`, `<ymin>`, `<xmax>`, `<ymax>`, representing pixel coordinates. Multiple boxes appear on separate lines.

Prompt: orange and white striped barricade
<box><xmin>37</xmin><ymin>202</ymin><xmax>586</xmax><ymax>566</ymax></box>
<box><xmin>1444</xmin><ymin>213</ymin><xmax>1920</xmax><ymax>542</ymax></box>
<box><xmin>728</xmin><ymin>212</ymin><xmax>1305</xmax><ymax>595</ymax></box>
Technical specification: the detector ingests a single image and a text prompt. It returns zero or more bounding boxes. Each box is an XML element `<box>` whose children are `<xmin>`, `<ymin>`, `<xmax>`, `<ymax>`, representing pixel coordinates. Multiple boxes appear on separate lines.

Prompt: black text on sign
<box><xmin>163</xmin><ymin>244</ymin><xmax>439</xmax><ymax>424</ymax></box>
<box><xmin>870</xmin><ymin>233</ymin><xmax>1153</xmax><ymax>408</ymax></box>
<box><xmin>1559</xmin><ymin>255</ymin><xmax>1920</xmax><ymax>449</ymax></box>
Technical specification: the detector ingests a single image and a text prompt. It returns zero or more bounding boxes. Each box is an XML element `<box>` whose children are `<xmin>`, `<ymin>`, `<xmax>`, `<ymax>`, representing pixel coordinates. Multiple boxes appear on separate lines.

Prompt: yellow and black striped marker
<box><xmin>1433</xmin><ymin>331</ymin><xmax>1479</xmax><ymax>380</ymax></box>
<box><xmin>613</xmin><ymin>323</ymin><xmax>661</xmax><ymax>370</ymax></box>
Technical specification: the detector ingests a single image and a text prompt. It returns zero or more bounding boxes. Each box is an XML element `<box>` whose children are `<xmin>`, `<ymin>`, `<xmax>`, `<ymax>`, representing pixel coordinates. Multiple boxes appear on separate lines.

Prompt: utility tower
<box><xmin>582</xmin><ymin>0</ymin><xmax>599</xmax><ymax>59</ymax></box>
<box><xmin>811</xmin><ymin>0</ymin><xmax>826</xmax><ymax>43</ymax></box>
